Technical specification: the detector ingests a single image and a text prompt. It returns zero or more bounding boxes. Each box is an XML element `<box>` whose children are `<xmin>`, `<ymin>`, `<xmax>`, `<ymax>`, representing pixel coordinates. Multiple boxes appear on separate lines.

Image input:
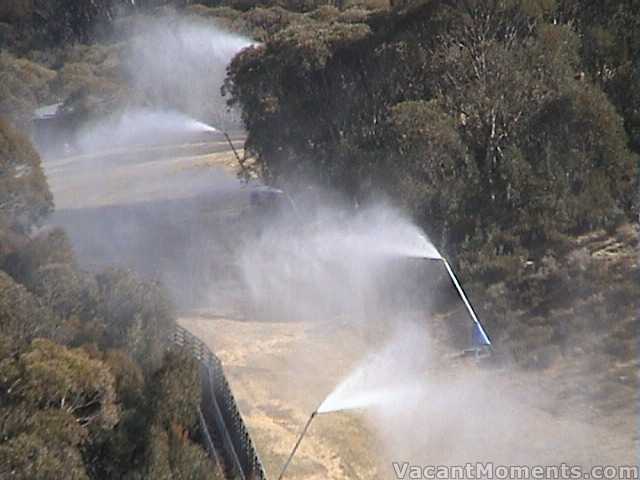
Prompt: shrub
<box><xmin>144</xmin><ymin>351</ymin><xmax>221</xmax><ymax>480</ymax></box>
<box><xmin>29</xmin><ymin>264</ymin><xmax>100</xmax><ymax>323</ymax></box>
<box><xmin>0</xmin><ymin>52</ymin><xmax>56</xmax><ymax>127</ymax></box>
<box><xmin>0</xmin><ymin>271</ymin><xmax>63</xmax><ymax>347</ymax></box>
<box><xmin>102</xmin><ymin>349</ymin><xmax>145</xmax><ymax>408</ymax></box>
<box><xmin>95</xmin><ymin>268</ymin><xmax>175</xmax><ymax>370</ymax></box>
<box><xmin>0</xmin><ymin>1</ymin><xmax>34</xmax><ymax>22</ymax></box>
<box><xmin>0</xmin><ymin>118</ymin><xmax>53</xmax><ymax>233</ymax></box>
<box><xmin>0</xmin><ymin>431</ymin><xmax>89</xmax><ymax>480</ymax></box>
<box><xmin>150</xmin><ymin>350</ymin><xmax>201</xmax><ymax>431</ymax></box>
<box><xmin>3</xmin><ymin>227</ymin><xmax>75</xmax><ymax>286</ymax></box>
<box><xmin>5</xmin><ymin>339</ymin><xmax>119</xmax><ymax>428</ymax></box>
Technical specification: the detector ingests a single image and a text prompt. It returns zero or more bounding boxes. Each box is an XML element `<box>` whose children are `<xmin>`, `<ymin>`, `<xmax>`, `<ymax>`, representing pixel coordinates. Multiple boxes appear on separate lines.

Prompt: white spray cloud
<box><xmin>70</xmin><ymin>15</ymin><xmax>256</xmax><ymax>155</ymax></box>
<box><xmin>124</xmin><ymin>15</ymin><xmax>257</xmax><ymax>128</ymax></box>
<box><xmin>318</xmin><ymin>322</ymin><xmax>431</xmax><ymax>414</ymax></box>
<box><xmin>237</xmin><ymin>203</ymin><xmax>442</xmax><ymax>324</ymax></box>
<box><xmin>75</xmin><ymin>108</ymin><xmax>217</xmax><ymax>152</ymax></box>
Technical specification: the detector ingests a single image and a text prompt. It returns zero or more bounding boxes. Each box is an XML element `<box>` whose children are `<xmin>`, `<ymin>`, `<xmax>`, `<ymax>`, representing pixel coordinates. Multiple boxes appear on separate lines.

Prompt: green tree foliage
<box><xmin>0</xmin><ymin>52</ymin><xmax>56</xmax><ymax>127</ymax></box>
<box><xmin>555</xmin><ymin>0</ymin><xmax>640</xmax><ymax>153</ymax></box>
<box><xmin>150</xmin><ymin>351</ymin><xmax>201</xmax><ymax>430</ymax></box>
<box><xmin>143</xmin><ymin>351</ymin><xmax>220</xmax><ymax>480</ymax></box>
<box><xmin>102</xmin><ymin>349</ymin><xmax>145</xmax><ymax>408</ymax></box>
<box><xmin>226</xmin><ymin>17</ymin><xmax>384</xmax><ymax>185</ymax></box>
<box><xmin>3</xmin><ymin>227</ymin><xmax>75</xmax><ymax>284</ymax></box>
<box><xmin>0</xmin><ymin>338</ymin><xmax>118</xmax><ymax>480</ymax></box>
<box><xmin>28</xmin><ymin>264</ymin><xmax>100</xmax><ymax>323</ymax></box>
<box><xmin>83</xmin><ymin>350</ymin><xmax>221</xmax><ymax>480</ymax></box>
<box><xmin>145</xmin><ymin>424</ymin><xmax>174</xmax><ymax>480</ymax></box>
<box><xmin>1</xmin><ymin>229</ymin><xmax>102</xmax><ymax>337</ymax></box>
<box><xmin>0</xmin><ymin>119</ymin><xmax>53</xmax><ymax>234</ymax></box>
<box><xmin>95</xmin><ymin>268</ymin><xmax>175</xmax><ymax>370</ymax></box>
<box><xmin>0</xmin><ymin>325</ymin><xmax>217</xmax><ymax>479</ymax></box>
<box><xmin>422</xmin><ymin>7</ymin><xmax>636</xmax><ymax>245</ymax></box>
<box><xmin>0</xmin><ymin>271</ymin><xmax>64</xmax><ymax>347</ymax></box>
<box><xmin>389</xmin><ymin>99</ymin><xmax>474</xmax><ymax>246</ymax></box>
<box><xmin>80</xmin><ymin>349</ymin><xmax>149</xmax><ymax>479</ymax></box>
<box><xmin>165</xmin><ymin>430</ymin><xmax>221</xmax><ymax>480</ymax></box>
<box><xmin>228</xmin><ymin>0</ymin><xmax>638</xmax><ymax>251</ymax></box>
<box><xmin>0</xmin><ymin>339</ymin><xmax>119</xmax><ymax>428</ymax></box>
<box><xmin>27</xmin><ymin>0</ymin><xmax>125</xmax><ymax>46</ymax></box>
<box><xmin>0</xmin><ymin>408</ymin><xmax>89</xmax><ymax>480</ymax></box>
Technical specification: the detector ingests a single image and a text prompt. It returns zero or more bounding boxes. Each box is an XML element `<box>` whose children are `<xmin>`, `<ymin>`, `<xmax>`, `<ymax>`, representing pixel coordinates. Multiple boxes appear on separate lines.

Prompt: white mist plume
<box><xmin>75</xmin><ymin>108</ymin><xmax>217</xmax><ymax>152</ymax></box>
<box><xmin>238</xmin><ymin>204</ymin><xmax>441</xmax><ymax>323</ymax></box>
<box><xmin>69</xmin><ymin>15</ymin><xmax>255</xmax><ymax>154</ymax></box>
<box><xmin>125</xmin><ymin>15</ymin><xmax>257</xmax><ymax>128</ymax></box>
<box><xmin>314</xmin><ymin>207</ymin><xmax>441</xmax><ymax>260</ymax></box>
<box><xmin>318</xmin><ymin>322</ymin><xmax>430</xmax><ymax>414</ymax></box>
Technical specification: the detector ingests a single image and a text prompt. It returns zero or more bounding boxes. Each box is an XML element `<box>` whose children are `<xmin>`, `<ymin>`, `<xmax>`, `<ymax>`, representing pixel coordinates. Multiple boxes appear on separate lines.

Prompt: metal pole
<box><xmin>223</xmin><ymin>131</ymin><xmax>243</xmax><ymax>166</ymax></box>
<box><xmin>442</xmin><ymin>258</ymin><xmax>492</xmax><ymax>346</ymax></box>
<box><xmin>278</xmin><ymin>411</ymin><xmax>318</xmax><ymax>480</ymax></box>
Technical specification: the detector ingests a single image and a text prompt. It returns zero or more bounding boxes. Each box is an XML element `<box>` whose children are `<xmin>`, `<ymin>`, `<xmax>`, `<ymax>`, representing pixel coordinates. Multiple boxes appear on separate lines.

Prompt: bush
<box><xmin>0</xmin><ymin>52</ymin><xmax>56</xmax><ymax>127</ymax></box>
<box><xmin>6</xmin><ymin>338</ymin><xmax>119</xmax><ymax>428</ymax></box>
<box><xmin>53</xmin><ymin>59</ymin><xmax>123</xmax><ymax>101</ymax></box>
<box><xmin>0</xmin><ymin>271</ymin><xmax>64</xmax><ymax>347</ymax></box>
<box><xmin>0</xmin><ymin>431</ymin><xmax>89</xmax><ymax>480</ymax></box>
<box><xmin>0</xmin><ymin>118</ymin><xmax>53</xmax><ymax>233</ymax></box>
<box><xmin>150</xmin><ymin>350</ymin><xmax>201</xmax><ymax>430</ymax></box>
<box><xmin>95</xmin><ymin>268</ymin><xmax>175</xmax><ymax>370</ymax></box>
<box><xmin>0</xmin><ymin>1</ymin><xmax>34</xmax><ymax>22</ymax></box>
<box><xmin>29</xmin><ymin>264</ymin><xmax>100</xmax><ymax>323</ymax></box>
<box><xmin>0</xmin><ymin>339</ymin><xmax>119</xmax><ymax>480</ymax></box>
<box><xmin>102</xmin><ymin>349</ymin><xmax>145</xmax><ymax>408</ymax></box>
<box><xmin>3</xmin><ymin>227</ymin><xmax>75</xmax><ymax>286</ymax></box>
<box><xmin>144</xmin><ymin>351</ymin><xmax>221</xmax><ymax>480</ymax></box>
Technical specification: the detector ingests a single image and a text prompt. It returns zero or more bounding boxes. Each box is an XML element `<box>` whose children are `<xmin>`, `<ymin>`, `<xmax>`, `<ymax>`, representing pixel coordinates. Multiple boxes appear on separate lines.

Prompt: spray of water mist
<box><xmin>238</xmin><ymin>200</ymin><xmax>448</xmax><ymax>423</ymax></box>
<box><xmin>44</xmin><ymin>14</ymin><xmax>258</xmax><ymax>311</ymax></box>
<box><xmin>260</xmin><ymin>203</ymin><xmax>609</xmax><ymax>474</ymax></box>
<box><xmin>75</xmin><ymin>108</ymin><xmax>218</xmax><ymax>152</ymax></box>
<box><xmin>69</xmin><ymin>14</ymin><xmax>256</xmax><ymax>155</ymax></box>
<box><xmin>278</xmin><ymin>320</ymin><xmax>433</xmax><ymax>480</ymax></box>
<box><xmin>238</xmin><ymin>203</ymin><xmax>443</xmax><ymax>324</ymax></box>
<box><xmin>318</xmin><ymin>323</ymin><xmax>430</xmax><ymax>414</ymax></box>
<box><xmin>124</xmin><ymin>15</ymin><xmax>257</xmax><ymax>128</ymax></box>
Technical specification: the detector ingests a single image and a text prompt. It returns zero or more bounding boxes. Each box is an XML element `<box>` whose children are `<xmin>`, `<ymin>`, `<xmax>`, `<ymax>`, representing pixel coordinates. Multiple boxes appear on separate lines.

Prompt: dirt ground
<box><xmin>44</xmin><ymin>137</ymin><xmax>243</xmax><ymax>209</ymax></box>
<box><xmin>180</xmin><ymin>314</ymin><xmax>383</xmax><ymax>479</ymax></box>
<box><xmin>179</xmin><ymin>313</ymin><xmax>636</xmax><ymax>479</ymax></box>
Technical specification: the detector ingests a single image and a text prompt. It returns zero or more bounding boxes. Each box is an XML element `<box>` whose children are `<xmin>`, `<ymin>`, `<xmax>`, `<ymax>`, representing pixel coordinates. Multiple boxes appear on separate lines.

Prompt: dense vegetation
<box><xmin>0</xmin><ymin>122</ymin><xmax>220</xmax><ymax>478</ymax></box>
<box><xmin>222</xmin><ymin>0</ymin><xmax>639</xmax><ymax>368</ymax></box>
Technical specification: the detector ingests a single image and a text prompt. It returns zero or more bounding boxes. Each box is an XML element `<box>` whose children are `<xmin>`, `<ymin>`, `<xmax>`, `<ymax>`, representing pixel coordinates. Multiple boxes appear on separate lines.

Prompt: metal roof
<box><xmin>33</xmin><ymin>103</ymin><xmax>63</xmax><ymax>120</ymax></box>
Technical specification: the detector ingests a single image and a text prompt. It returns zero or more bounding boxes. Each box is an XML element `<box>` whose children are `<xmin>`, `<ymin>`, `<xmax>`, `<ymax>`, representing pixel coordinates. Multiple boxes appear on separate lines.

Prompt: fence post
<box><xmin>170</xmin><ymin>325</ymin><xmax>268</xmax><ymax>480</ymax></box>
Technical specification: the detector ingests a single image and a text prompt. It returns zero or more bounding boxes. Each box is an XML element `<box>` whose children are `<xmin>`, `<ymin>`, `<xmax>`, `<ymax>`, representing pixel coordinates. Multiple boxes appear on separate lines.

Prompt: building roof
<box><xmin>33</xmin><ymin>103</ymin><xmax>63</xmax><ymax>120</ymax></box>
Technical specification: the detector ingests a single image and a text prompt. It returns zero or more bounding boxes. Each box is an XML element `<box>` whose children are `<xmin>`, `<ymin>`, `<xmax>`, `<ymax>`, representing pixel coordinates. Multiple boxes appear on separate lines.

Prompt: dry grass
<box><xmin>179</xmin><ymin>314</ymin><xmax>636</xmax><ymax>478</ymax></box>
